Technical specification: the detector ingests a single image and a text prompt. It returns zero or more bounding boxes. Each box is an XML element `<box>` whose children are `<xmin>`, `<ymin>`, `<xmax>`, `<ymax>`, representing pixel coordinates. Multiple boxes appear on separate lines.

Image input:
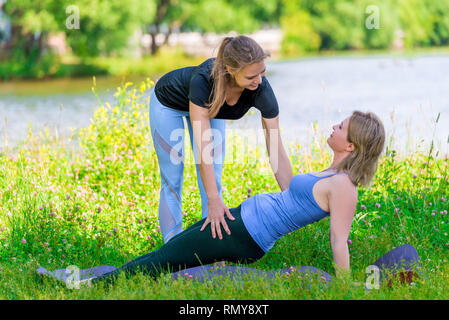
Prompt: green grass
<box><xmin>0</xmin><ymin>81</ymin><xmax>448</xmax><ymax>299</ymax></box>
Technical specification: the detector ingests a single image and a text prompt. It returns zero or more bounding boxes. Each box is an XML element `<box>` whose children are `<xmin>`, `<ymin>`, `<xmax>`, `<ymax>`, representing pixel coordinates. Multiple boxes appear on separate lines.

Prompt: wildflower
<box><xmin>147</xmin><ymin>235</ymin><xmax>151</xmax><ymax>241</ymax></box>
<box><xmin>138</xmin><ymin>219</ymin><xmax>142</xmax><ymax>224</ymax></box>
<box><xmin>21</xmin><ymin>238</ymin><xmax>26</xmax><ymax>244</ymax></box>
<box><xmin>361</xmin><ymin>205</ymin><xmax>366</xmax><ymax>210</ymax></box>
<box><xmin>49</xmin><ymin>212</ymin><xmax>56</xmax><ymax>216</ymax></box>
<box><xmin>347</xmin><ymin>239</ymin><xmax>352</xmax><ymax>245</ymax></box>
<box><xmin>441</xmin><ymin>197</ymin><xmax>446</xmax><ymax>202</ymax></box>
<box><xmin>375</xmin><ymin>203</ymin><xmax>381</xmax><ymax>209</ymax></box>
<box><xmin>247</xmin><ymin>188</ymin><xmax>252</xmax><ymax>194</ymax></box>
<box><xmin>97</xmin><ymin>207</ymin><xmax>102</xmax><ymax>213</ymax></box>
<box><xmin>66</xmin><ymin>195</ymin><xmax>71</xmax><ymax>200</ymax></box>
<box><xmin>113</xmin><ymin>227</ymin><xmax>117</xmax><ymax>234</ymax></box>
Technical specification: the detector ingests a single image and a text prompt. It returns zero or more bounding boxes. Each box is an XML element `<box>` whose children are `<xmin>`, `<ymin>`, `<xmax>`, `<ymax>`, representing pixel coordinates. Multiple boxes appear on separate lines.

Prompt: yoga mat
<box><xmin>35</xmin><ymin>244</ymin><xmax>420</xmax><ymax>287</ymax></box>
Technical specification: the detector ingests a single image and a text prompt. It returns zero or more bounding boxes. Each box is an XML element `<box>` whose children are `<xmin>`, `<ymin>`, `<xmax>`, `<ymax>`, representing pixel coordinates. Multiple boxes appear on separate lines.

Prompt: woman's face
<box><xmin>327</xmin><ymin>117</ymin><xmax>354</xmax><ymax>153</ymax></box>
<box><xmin>227</xmin><ymin>60</ymin><xmax>266</xmax><ymax>90</ymax></box>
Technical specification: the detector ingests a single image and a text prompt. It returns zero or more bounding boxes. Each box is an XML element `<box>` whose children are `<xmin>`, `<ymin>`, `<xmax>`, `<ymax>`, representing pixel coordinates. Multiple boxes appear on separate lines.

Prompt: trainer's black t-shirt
<box><xmin>154</xmin><ymin>58</ymin><xmax>279</xmax><ymax>120</ymax></box>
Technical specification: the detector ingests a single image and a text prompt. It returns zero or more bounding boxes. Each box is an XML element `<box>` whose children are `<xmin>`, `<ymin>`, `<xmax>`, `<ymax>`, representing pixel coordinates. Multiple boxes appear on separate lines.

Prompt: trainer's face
<box><xmin>327</xmin><ymin>117</ymin><xmax>354</xmax><ymax>153</ymax></box>
<box><xmin>227</xmin><ymin>61</ymin><xmax>266</xmax><ymax>90</ymax></box>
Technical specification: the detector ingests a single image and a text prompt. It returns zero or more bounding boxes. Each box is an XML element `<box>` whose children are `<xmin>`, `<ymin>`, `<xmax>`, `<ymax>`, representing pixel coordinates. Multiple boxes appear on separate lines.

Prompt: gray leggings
<box><xmin>92</xmin><ymin>205</ymin><xmax>265</xmax><ymax>284</ymax></box>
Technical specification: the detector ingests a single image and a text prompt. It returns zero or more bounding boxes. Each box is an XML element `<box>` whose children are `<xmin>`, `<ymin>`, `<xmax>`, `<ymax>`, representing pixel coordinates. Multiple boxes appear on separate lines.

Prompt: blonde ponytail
<box><xmin>207</xmin><ymin>35</ymin><xmax>270</xmax><ymax>118</ymax></box>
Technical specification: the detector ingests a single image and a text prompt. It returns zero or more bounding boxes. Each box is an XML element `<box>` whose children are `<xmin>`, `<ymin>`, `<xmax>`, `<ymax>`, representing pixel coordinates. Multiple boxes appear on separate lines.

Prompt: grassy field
<box><xmin>0</xmin><ymin>80</ymin><xmax>448</xmax><ymax>300</ymax></box>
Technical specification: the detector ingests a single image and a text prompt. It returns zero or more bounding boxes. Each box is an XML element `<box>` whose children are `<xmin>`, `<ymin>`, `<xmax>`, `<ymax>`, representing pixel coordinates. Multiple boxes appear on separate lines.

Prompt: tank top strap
<box><xmin>317</xmin><ymin>172</ymin><xmax>348</xmax><ymax>179</ymax></box>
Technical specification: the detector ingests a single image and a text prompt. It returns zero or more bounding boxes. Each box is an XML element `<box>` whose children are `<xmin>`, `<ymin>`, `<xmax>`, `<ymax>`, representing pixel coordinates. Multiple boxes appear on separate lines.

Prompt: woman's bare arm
<box><xmin>328</xmin><ymin>174</ymin><xmax>358</xmax><ymax>276</ymax></box>
<box><xmin>261</xmin><ymin>115</ymin><xmax>293</xmax><ymax>191</ymax></box>
<box><xmin>189</xmin><ymin>101</ymin><xmax>234</xmax><ymax>239</ymax></box>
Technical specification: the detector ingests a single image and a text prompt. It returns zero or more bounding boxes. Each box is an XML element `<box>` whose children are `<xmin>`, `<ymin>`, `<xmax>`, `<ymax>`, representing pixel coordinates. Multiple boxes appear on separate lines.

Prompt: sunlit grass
<box><xmin>0</xmin><ymin>80</ymin><xmax>448</xmax><ymax>299</ymax></box>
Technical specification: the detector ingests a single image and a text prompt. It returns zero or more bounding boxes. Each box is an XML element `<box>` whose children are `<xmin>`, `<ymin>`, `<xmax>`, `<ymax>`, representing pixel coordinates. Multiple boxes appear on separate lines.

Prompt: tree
<box><xmin>64</xmin><ymin>0</ymin><xmax>155</xmax><ymax>57</ymax></box>
<box><xmin>2</xmin><ymin>0</ymin><xmax>63</xmax><ymax>60</ymax></box>
<box><xmin>145</xmin><ymin>0</ymin><xmax>281</xmax><ymax>55</ymax></box>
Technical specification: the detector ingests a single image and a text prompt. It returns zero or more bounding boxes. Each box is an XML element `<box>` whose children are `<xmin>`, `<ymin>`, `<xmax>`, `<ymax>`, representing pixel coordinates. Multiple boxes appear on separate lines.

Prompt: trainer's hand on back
<box><xmin>200</xmin><ymin>196</ymin><xmax>235</xmax><ymax>239</ymax></box>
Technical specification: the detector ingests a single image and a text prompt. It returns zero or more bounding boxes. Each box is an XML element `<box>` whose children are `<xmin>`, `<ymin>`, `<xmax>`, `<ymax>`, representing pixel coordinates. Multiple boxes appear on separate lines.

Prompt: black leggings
<box><xmin>92</xmin><ymin>206</ymin><xmax>265</xmax><ymax>284</ymax></box>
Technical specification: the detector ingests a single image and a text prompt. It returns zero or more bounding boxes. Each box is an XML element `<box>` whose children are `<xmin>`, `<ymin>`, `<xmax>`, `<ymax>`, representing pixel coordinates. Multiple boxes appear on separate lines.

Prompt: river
<box><xmin>1</xmin><ymin>53</ymin><xmax>448</xmax><ymax>156</ymax></box>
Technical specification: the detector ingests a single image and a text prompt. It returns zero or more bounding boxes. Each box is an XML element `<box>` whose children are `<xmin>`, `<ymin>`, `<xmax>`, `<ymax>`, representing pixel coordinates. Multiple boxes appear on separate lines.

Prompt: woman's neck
<box><xmin>327</xmin><ymin>152</ymin><xmax>350</xmax><ymax>172</ymax></box>
<box><xmin>226</xmin><ymin>78</ymin><xmax>244</xmax><ymax>93</ymax></box>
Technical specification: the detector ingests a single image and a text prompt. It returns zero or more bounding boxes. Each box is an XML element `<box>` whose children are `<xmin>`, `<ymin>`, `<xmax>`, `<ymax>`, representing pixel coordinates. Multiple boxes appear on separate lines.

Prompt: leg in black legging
<box><xmin>92</xmin><ymin>206</ymin><xmax>265</xmax><ymax>285</ymax></box>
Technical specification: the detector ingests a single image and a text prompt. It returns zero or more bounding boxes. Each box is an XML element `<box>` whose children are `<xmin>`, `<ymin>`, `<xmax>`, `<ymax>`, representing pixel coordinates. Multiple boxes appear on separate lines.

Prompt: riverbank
<box><xmin>1</xmin><ymin>44</ymin><xmax>449</xmax><ymax>86</ymax></box>
<box><xmin>0</xmin><ymin>46</ymin><xmax>206</xmax><ymax>84</ymax></box>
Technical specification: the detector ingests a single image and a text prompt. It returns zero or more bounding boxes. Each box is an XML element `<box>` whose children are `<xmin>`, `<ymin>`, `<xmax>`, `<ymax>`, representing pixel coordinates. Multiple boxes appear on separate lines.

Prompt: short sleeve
<box><xmin>254</xmin><ymin>78</ymin><xmax>279</xmax><ymax>119</ymax></box>
<box><xmin>188</xmin><ymin>72</ymin><xmax>212</xmax><ymax>108</ymax></box>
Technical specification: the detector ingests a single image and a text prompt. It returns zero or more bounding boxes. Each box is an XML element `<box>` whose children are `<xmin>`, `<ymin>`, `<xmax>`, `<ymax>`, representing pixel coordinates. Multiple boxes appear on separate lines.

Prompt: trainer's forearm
<box><xmin>272</xmin><ymin>144</ymin><xmax>293</xmax><ymax>191</ymax></box>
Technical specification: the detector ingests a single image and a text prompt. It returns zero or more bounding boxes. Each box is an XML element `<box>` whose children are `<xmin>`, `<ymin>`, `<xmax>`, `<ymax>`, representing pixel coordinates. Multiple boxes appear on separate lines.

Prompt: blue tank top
<box><xmin>241</xmin><ymin>172</ymin><xmax>347</xmax><ymax>252</ymax></box>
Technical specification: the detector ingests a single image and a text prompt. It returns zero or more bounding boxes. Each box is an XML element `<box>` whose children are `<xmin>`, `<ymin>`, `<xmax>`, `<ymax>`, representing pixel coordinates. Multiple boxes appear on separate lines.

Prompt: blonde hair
<box><xmin>207</xmin><ymin>35</ymin><xmax>270</xmax><ymax>118</ymax></box>
<box><xmin>336</xmin><ymin>111</ymin><xmax>385</xmax><ymax>187</ymax></box>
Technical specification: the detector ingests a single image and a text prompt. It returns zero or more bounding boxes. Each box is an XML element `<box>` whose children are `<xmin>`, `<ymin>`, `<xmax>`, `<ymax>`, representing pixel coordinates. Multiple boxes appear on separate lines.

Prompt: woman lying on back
<box><xmin>92</xmin><ymin>110</ymin><xmax>385</xmax><ymax>285</ymax></box>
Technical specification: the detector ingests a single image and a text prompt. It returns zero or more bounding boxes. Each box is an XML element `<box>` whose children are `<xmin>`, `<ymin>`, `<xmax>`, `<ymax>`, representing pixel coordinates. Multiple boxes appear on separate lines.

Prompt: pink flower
<box><xmin>375</xmin><ymin>203</ymin><xmax>381</xmax><ymax>209</ymax></box>
<box><xmin>361</xmin><ymin>205</ymin><xmax>366</xmax><ymax>210</ymax></box>
<box><xmin>21</xmin><ymin>238</ymin><xmax>26</xmax><ymax>244</ymax></box>
<box><xmin>347</xmin><ymin>239</ymin><xmax>352</xmax><ymax>245</ymax></box>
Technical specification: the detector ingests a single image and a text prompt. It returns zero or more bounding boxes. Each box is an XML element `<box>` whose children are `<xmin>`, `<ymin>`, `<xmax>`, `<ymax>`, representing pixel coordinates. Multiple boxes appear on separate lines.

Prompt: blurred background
<box><xmin>0</xmin><ymin>0</ymin><xmax>448</xmax><ymax>154</ymax></box>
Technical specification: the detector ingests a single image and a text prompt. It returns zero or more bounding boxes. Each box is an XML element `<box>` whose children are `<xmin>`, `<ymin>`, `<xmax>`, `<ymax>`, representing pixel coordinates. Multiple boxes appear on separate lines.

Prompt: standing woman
<box><xmin>150</xmin><ymin>35</ymin><xmax>292</xmax><ymax>243</ymax></box>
